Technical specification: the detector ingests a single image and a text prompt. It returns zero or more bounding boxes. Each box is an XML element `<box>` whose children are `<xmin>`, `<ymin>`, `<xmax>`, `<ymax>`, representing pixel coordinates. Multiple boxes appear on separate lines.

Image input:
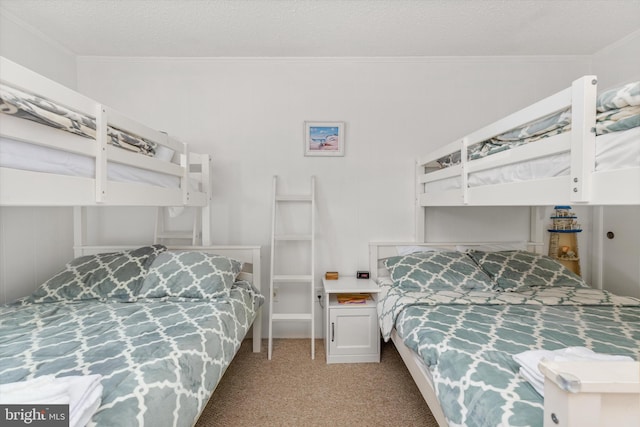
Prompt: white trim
<box><xmin>76</xmin><ymin>55</ymin><xmax>591</xmax><ymax>65</ymax></box>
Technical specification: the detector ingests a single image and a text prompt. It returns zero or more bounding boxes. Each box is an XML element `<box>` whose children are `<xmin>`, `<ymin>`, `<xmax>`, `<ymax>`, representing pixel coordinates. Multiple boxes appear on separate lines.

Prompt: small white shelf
<box><xmin>323</xmin><ymin>277</ymin><xmax>380</xmax><ymax>294</ymax></box>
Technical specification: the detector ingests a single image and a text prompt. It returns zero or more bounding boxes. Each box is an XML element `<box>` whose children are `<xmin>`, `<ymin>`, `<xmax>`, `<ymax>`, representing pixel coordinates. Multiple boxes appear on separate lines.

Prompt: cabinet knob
<box><xmin>606</xmin><ymin>231</ymin><xmax>615</xmax><ymax>239</ymax></box>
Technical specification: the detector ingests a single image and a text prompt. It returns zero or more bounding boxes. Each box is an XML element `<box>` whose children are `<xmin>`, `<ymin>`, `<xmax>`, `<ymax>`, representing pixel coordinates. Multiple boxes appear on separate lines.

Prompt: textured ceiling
<box><xmin>1</xmin><ymin>0</ymin><xmax>640</xmax><ymax>57</ymax></box>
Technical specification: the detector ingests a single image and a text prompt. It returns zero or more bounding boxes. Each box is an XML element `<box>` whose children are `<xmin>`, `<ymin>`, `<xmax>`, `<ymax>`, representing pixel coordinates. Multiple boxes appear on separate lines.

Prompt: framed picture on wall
<box><xmin>304</xmin><ymin>121</ymin><xmax>345</xmax><ymax>156</ymax></box>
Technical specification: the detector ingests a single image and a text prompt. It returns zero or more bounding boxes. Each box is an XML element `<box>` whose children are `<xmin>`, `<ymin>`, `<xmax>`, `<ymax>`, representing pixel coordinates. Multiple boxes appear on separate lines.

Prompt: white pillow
<box><xmin>154</xmin><ymin>144</ymin><xmax>175</xmax><ymax>162</ymax></box>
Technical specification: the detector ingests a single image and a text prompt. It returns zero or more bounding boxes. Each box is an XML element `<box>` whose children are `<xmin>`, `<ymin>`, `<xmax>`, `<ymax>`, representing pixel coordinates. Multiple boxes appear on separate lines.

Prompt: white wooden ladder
<box><xmin>268</xmin><ymin>175</ymin><xmax>316</xmax><ymax>360</ymax></box>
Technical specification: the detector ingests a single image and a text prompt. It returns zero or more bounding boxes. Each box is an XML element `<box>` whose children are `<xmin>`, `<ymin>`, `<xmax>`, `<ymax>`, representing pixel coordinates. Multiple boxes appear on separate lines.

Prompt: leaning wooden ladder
<box><xmin>268</xmin><ymin>175</ymin><xmax>316</xmax><ymax>360</ymax></box>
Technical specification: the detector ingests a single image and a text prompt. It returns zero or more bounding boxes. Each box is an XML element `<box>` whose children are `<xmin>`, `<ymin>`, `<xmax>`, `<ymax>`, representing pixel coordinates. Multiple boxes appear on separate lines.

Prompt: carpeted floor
<box><xmin>196</xmin><ymin>339</ymin><xmax>438</xmax><ymax>427</ymax></box>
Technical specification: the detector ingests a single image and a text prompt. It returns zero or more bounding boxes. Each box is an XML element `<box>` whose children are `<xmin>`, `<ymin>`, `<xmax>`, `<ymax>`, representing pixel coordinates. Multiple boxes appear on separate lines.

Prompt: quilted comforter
<box><xmin>378</xmin><ymin>279</ymin><xmax>640</xmax><ymax>427</ymax></box>
<box><xmin>0</xmin><ymin>282</ymin><xmax>263</xmax><ymax>427</ymax></box>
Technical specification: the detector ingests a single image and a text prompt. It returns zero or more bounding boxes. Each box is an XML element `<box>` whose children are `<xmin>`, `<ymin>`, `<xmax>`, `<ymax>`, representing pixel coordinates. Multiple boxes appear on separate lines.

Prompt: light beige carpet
<box><xmin>196</xmin><ymin>339</ymin><xmax>438</xmax><ymax>427</ymax></box>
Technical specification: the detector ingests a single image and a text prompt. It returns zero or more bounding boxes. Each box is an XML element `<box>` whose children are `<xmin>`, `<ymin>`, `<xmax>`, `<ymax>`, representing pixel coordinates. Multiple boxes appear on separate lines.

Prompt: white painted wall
<box><xmin>75</xmin><ymin>56</ymin><xmax>591</xmax><ymax>337</ymax></box>
<box><xmin>0</xmin><ymin>10</ymin><xmax>77</xmax><ymax>88</ymax></box>
<box><xmin>591</xmin><ymin>29</ymin><xmax>640</xmax><ymax>89</ymax></box>
<box><xmin>0</xmin><ymin>11</ymin><xmax>77</xmax><ymax>304</ymax></box>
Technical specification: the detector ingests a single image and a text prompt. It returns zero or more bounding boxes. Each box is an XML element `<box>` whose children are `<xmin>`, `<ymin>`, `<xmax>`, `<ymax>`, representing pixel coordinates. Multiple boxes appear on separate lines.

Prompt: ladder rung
<box><xmin>275</xmin><ymin>234</ymin><xmax>312</xmax><ymax>241</ymax></box>
<box><xmin>272</xmin><ymin>275</ymin><xmax>313</xmax><ymax>283</ymax></box>
<box><xmin>156</xmin><ymin>232</ymin><xmax>194</xmax><ymax>239</ymax></box>
<box><xmin>276</xmin><ymin>195</ymin><xmax>312</xmax><ymax>202</ymax></box>
<box><xmin>272</xmin><ymin>313</ymin><xmax>313</xmax><ymax>321</ymax></box>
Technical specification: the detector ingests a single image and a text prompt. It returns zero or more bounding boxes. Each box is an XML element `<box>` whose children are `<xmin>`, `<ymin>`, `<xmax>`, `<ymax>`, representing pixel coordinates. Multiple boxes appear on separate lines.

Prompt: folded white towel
<box><xmin>63</xmin><ymin>375</ymin><xmax>103</xmax><ymax>427</ymax></box>
<box><xmin>0</xmin><ymin>374</ymin><xmax>103</xmax><ymax>427</ymax></box>
<box><xmin>513</xmin><ymin>347</ymin><xmax>633</xmax><ymax>397</ymax></box>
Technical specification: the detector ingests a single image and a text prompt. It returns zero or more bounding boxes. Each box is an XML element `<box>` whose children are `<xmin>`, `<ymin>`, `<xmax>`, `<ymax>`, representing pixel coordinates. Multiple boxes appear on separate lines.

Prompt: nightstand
<box><xmin>322</xmin><ymin>276</ymin><xmax>380</xmax><ymax>364</ymax></box>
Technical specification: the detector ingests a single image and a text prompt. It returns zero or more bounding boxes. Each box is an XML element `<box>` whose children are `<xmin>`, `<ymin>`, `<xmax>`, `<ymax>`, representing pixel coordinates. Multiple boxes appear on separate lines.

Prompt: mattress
<box><xmin>378</xmin><ymin>277</ymin><xmax>640</xmax><ymax>427</ymax></box>
<box><xmin>425</xmin><ymin>126</ymin><xmax>640</xmax><ymax>192</ymax></box>
<box><xmin>0</xmin><ymin>281</ymin><xmax>263</xmax><ymax>427</ymax></box>
<box><xmin>0</xmin><ymin>137</ymin><xmax>180</xmax><ymax>188</ymax></box>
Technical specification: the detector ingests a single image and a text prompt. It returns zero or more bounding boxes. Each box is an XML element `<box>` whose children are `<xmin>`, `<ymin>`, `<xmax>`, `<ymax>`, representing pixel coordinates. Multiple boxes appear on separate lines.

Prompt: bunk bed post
<box><xmin>73</xmin><ymin>206</ymin><xmax>86</xmax><ymax>258</ymax></box>
<box><xmin>569</xmin><ymin>76</ymin><xmax>598</xmax><ymax>203</ymax></box>
<box><xmin>461</xmin><ymin>137</ymin><xmax>469</xmax><ymax>205</ymax></box>
<box><xmin>529</xmin><ymin>206</ymin><xmax>545</xmax><ymax>254</ymax></box>
<box><xmin>591</xmin><ymin>206</ymin><xmax>604</xmax><ymax>289</ymax></box>
<box><xmin>252</xmin><ymin>246</ymin><xmax>262</xmax><ymax>352</ymax></box>
<box><xmin>180</xmin><ymin>142</ymin><xmax>190</xmax><ymax>206</ymax></box>
<box><xmin>415</xmin><ymin>159</ymin><xmax>425</xmax><ymax>241</ymax></box>
<box><xmin>95</xmin><ymin>106</ymin><xmax>108</xmax><ymax>203</ymax></box>
<box><xmin>201</xmin><ymin>154</ymin><xmax>212</xmax><ymax>246</ymax></box>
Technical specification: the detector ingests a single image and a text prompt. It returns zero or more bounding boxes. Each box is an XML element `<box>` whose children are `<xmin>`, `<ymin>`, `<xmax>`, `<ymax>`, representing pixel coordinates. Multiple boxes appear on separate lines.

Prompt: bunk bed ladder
<box><xmin>154</xmin><ymin>207</ymin><xmax>199</xmax><ymax>246</ymax></box>
<box><xmin>268</xmin><ymin>175</ymin><xmax>316</xmax><ymax>360</ymax></box>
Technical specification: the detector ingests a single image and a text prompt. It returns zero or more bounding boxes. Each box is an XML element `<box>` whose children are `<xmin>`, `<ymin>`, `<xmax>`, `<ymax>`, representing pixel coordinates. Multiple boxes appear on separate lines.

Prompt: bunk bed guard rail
<box><xmin>416</xmin><ymin>75</ymin><xmax>599</xmax><ymax>207</ymax></box>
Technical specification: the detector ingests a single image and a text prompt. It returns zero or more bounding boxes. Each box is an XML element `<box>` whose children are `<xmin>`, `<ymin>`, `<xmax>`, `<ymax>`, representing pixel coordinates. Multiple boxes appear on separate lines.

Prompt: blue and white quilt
<box><xmin>0</xmin><ymin>246</ymin><xmax>264</xmax><ymax>427</ymax></box>
<box><xmin>0</xmin><ymin>283</ymin><xmax>262</xmax><ymax>427</ymax></box>
<box><xmin>378</xmin><ymin>278</ymin><xmax>640</xmax><ymax>427</ymax></box>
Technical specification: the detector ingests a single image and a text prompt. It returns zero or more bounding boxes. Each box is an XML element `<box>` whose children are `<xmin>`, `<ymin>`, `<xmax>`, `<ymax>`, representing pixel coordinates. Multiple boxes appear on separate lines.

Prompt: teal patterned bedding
<box><xmin>436</xmin><ymin>80</ymin><xmax>640</xmax><ymax>168</ymax></box>
<box><xmin>0</xmin><ymin>246</ymin><xmax>264</xmax><ymax>427</ymax></box>
<box><xmin>0</xmin><ymin>282</ymin><xmax>263</xmax><ymax>427</ymax></box>
<box><xmin>378</xmin><ymin>280</ymin><xmax>640</xmax><ymax>427</ymax></box>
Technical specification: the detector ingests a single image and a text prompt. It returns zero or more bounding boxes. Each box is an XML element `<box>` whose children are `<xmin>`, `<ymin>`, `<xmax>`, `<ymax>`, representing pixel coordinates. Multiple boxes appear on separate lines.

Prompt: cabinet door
<box><xmin>329</xmin><ymin>307</ymin><xmax>377</xmax><ymax>356</ymax></box>
<box><xmin>602</xmin><ymin>206</ymin><xmax>640</xmax><ymax>298</ymax></box>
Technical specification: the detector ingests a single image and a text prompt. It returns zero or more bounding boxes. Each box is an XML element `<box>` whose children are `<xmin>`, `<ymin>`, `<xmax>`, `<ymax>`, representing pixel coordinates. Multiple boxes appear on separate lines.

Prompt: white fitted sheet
<box><xmin>425</xmin><ymin>126</ymin><xmax>640</xmax><ymax>192</ymax></box>
<box><xmin>0</xmin><ymin>137</ymin><xmax>180</xmax><ymax>188</ymax></box>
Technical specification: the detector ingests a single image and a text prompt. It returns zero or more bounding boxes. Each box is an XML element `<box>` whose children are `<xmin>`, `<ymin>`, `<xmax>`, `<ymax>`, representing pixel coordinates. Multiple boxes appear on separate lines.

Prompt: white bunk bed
<box><xmin>0</xmin><ymin>58</ymin><xmax>264</xmax><ymax>425</ymax></box>
<box><xmin>0</xmin><ymin>56</ymin><xmax>212</xmax><ymax>245</ymax></box>
<box><xmin>415</xmin><ymin>75</ymin><xmax>640</xmax><ymax>217</ymax></box>
<box><xmin>382</xmin><ymin>75</ymin><xmax>640</xmax><ymax>427</ymax></box>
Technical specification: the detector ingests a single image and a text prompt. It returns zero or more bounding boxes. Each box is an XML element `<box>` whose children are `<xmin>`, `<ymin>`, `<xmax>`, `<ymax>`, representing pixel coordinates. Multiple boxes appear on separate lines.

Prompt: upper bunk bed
<box><xmin>0</xmin><ymin>56</ymin><xmax>211</xmax><ymax>209</ymax></box>
<box><xmin>416</xmin><ymin>75</ymin><xmax>640</xmax><ymax>208</ymax></box>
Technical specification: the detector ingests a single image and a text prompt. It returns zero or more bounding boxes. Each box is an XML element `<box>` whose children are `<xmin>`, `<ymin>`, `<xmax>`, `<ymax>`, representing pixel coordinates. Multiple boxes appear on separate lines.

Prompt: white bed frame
<box><xmin>76</xmin><ymin>245</ymin><xmax>262</xmax><ymax>354</ymax></box>
<box><xmin>415</xmin><ymin>75</ymin><xmax>640</xmax><ymax>222</ymax></box>
<box><xmin>0</xmin><ymin>56</ymin><xmax>213</xmax><ymax>245</ymax></box>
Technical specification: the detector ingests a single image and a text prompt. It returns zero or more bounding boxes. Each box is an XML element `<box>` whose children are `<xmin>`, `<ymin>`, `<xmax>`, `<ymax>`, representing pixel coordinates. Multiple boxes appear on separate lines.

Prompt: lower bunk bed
<box><xmin>370</xmin><ymin>242</ymin><xmax>640</xmax><ymax>427</ymax></box>
<box><xmin>0</xmin><ymin>244</ymin><xmax>263</xmax><ymax>427</ymax></box>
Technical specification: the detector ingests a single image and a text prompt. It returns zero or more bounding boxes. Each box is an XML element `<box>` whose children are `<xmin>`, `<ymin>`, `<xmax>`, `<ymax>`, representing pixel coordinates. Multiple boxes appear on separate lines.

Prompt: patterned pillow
<box><xmin>138</xmin><ymin>251</ymin><xmax>242</xmax><ymax>300</ymax></box>
<box><xmin>27</xmin><ymin>245</ymin><xmax>167</xmax><ymax>303</ymax></box>
<box><xmin>384</xmin><ymin>251</ymin><xmax>494</xmax><ymax>292</ymax></box>
<box><xmin>467</xmin><ymin>250</ymin><xmax>588</xmax><ymax>291</ymax></box>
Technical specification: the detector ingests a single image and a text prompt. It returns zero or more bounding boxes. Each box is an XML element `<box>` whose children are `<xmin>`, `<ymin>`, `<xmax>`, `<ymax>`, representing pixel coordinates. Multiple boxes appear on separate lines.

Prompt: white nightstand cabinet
<box><xmin>322</xmin><ymin>277</ymin><xmax>380</xmax><ymax>364</ymax></box>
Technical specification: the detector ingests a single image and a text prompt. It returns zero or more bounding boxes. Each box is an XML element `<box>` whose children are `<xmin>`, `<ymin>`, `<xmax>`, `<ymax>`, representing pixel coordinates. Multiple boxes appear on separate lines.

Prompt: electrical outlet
<box><xmin>315</xmin><ymin>291</ymin><xmax>323</xmax><ymax>302</ymax></box>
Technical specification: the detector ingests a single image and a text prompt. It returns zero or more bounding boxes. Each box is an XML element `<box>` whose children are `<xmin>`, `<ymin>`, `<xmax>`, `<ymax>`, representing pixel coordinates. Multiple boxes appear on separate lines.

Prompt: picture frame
<box><xmin>303</xmin><ymin>121</ymin><xmax>345</xmax><ymax>157</ymax></box>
